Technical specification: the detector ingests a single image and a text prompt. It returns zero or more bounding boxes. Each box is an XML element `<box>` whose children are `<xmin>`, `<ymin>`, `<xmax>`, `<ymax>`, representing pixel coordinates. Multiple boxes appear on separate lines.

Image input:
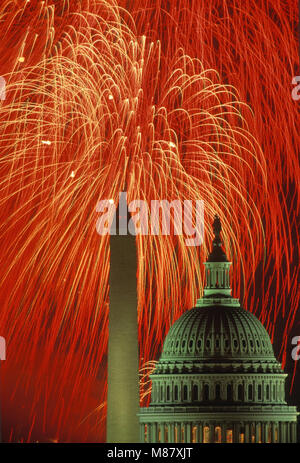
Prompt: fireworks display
<box><xmin>0</xmin><ymin>0</ymin><xmax>298</xmax><ymax>442</ymax></box>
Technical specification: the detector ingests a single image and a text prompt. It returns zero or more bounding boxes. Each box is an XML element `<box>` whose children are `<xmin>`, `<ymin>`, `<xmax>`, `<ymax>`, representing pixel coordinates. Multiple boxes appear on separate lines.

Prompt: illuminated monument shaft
<box><xmin>107</xmin><ymin>196</ymin><xmax>139</xmax><ymax>443</ymax></box>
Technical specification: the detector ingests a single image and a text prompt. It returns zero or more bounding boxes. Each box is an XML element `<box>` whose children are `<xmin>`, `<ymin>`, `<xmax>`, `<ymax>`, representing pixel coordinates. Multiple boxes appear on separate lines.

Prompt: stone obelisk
<box><xmin>106</xmin><ymin>192</ymin><xmax>139</xmax><ymax>442</ymax></box>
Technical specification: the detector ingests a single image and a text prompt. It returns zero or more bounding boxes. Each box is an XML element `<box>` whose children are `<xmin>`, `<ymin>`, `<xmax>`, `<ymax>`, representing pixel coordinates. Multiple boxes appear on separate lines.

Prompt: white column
<box><xmin>167</xmin><ymin>423</ymin><xmax>171</xmax><ymax>443</ymax></box>
<box><xmin>255</xmin><ymin>423</ymin><xmax>260</xmax><ymax>443</ymax></box>
<box><xmin>279</xmin><ymin>422</ymin><xmax>285</xmax><ymax>443</ymax></box>
<box><xmin>267</xmin><ymin>423</ymin><xmax>271</xmax><ymax>443</ymax></box>
<box><xmin>271</xmin><ymin>423</ymin><xmax>276</xmax><ymax>443</ymax></box>
<box><xmin>139</xmin><ymin>424</ymin><xmax>144</xmax><ymax>443</ymax></box>
<box><xmin>245</xmin><ymin>423</ymin><xmax>250</xmax><ymax>443</ymax></box>
<box><xmin>221</xmin><ymin>425</ymin><xmax>226</xmax><ymax>443</ymax></box>
<box><xmin>198</xmin><ymin>424</ymin><xmax>203</xmax><ymax>443</ymax></box>
<box><xmin>261</xmin><ymin>422</ymin><xmax>266</xmax><ymax>443</ymax></box>
<box><xmin>292</xmin><ymin>422</ymin><xmax>297</xmax><ymax>443</ymax></box>
<box><xmin>170</xmin><ymin>423</ymin><xmax>175</xmax><ymax>443</ymax></box>
<box><xmin>233</xmin><ymin>423</ymin><xmax>239</xmax><ymax>443</ymax></box>
<box><xmin>151</xmin><ymin>423</ymin><xmax>157</xmax><ymax>443</ymax></box>
<box><xmin>186</xmin><ymin>423</ymin><xmax>191</xmax><ymax>443</ymax></box>
<box><xmin>209</xmin><ymin>424</ymin><xmax>214</xmax><ymax>443</ymax></box>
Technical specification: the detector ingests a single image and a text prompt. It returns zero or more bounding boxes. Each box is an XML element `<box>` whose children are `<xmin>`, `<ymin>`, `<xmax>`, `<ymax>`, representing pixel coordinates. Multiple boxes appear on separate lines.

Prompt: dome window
<box><xmin>183</xmin><ymin>385</ymin><xmax>188</xmax><ymax>400</ymax></box>
<box><xmin>233</xmin><ymin>339</ymin><xmax>238</xmax><ymax>348</ymax></box>
<box><xmin>203</xmin><ymin>384</ymin><xmax>209</xmax><ymax>401</ymax></box>
<box><xmin>197</xmin><ymin>340</ymin><xmax>202</xmax><ymax>349</ymax></box>
<box><xmin>182</xmin><ymin>340</ymin><xmax>186</xmax><ymax>349</ymax></box>
<box><xmin>248</xmin><ymin>384</ymin><xmax>253</xmax><ymax>400</ymax></box>
<box><xmin>239</xmin><ymin>428</ymin><xmax>245</xmax><ymax>443</ymax></box>
<box><xmin>192</xmin><ymin>384</ymin><xmax>198</xmax><ymax>401</ymax></box>
<box><xmin>206</xmin><ymin>339</ymin><xmax>211</xmax><ymax>349</ymax></box>
<box><xmin>215</xmin><ymin>339</ymin><xmax>220</xmax><ymax>349</ymax></box>
<box><xmin>224</xmin><ymin>339</ymin><xmax>229</xmax><ymax>349</ymax></box>
<box><xmin>189</xmin><ymin>340</ymin><xmax>193</xmax><ymax>349</ymax></box>
<box><xmin>174</xmin><ymin>385</ymin><xmax>178</xmax><ymax>401</ymax></box>
<box><xmin>227</xmin><ymin>384</ymin><xmax>233</xmax><ymax>401</ymax></box>
<box><xmin>226</xmin><ymin>429</ymin><xmax>233</xmax><ymax>443</ymax></box>
<box><xmin>203</xmin><ymin>426</ymin><xmax>210</xmax><ymax>443</ymax></box>
<box><xmin>215</xmin><ymin>384</ymin><xmax>221</xmax><ymax>400</ymax></box>
<box><xmin>214</xmin><ymin>426</ymin><xmax>222</xmax><ymax>443</ymax></box>
<box><xmin>258</xmin><ymin>384</ymin><xmax>262</xmax><ymax>400</ymax></box>
<box><xmin>238</xmin><ymin>384</ymin><xmax>243</xmax><ymax>401</ymax></box>
<box><xmin>166</xmin><ymin>385</ymin><xmax>170</xmax><ymax>401</ymax></box>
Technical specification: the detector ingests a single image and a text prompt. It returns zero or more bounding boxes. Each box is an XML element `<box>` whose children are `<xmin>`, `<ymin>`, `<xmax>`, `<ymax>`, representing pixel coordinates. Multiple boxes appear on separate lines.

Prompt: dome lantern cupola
<box><xmin>197</xmin><ymin>215</ymin><xmax>240</xmax><ymax>308</ymax></box>
<box><xmin>203</xmin><ymin>214</ymin><xmax>231</xmax><ymax>298</ymax></box>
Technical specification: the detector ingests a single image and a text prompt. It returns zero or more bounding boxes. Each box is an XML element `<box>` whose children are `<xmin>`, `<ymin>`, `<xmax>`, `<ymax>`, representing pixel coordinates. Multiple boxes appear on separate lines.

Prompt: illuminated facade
<box><xmin>139</xmin><ymin>216</ymin><xmax>298</xmax><ymax>443</ymax></box>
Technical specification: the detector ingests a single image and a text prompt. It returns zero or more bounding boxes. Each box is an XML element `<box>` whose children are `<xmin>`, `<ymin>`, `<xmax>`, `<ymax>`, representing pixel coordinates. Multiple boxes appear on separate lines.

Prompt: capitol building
<box><xmin>139</xmin><ymin>216</ymin><xmax>298</xmax><ymax>443</ymax></box>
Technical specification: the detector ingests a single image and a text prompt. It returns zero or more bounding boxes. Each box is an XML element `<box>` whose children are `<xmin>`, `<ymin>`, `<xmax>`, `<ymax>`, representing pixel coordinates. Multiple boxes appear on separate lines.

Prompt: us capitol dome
<box><xmin>139</xmin><ymin>216</ymin><xmax>298</xmax><ymax>443</ymax></box>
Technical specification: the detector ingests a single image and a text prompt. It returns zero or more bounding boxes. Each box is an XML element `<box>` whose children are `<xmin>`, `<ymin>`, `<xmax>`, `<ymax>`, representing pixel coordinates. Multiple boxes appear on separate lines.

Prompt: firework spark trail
<box><xmin>0</xmin><ymin>0</ymin><xmax>298</xmax><ymax>442</ymax></box>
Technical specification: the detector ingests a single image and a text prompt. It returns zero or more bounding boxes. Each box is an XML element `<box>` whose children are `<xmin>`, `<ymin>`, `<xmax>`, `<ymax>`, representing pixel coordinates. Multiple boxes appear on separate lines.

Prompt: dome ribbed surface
<box><xmin>160</xmin><ymin>305</ymin><xmax>275</xmax><ymax>360</ymax></box>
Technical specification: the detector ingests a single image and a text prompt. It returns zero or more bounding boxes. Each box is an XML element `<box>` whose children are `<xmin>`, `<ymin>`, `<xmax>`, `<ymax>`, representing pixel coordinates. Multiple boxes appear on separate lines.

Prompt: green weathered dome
<box><xmin>160</xmin><ymin>305</ymin><xmax>275</xmax><ymax>361</ymax></box>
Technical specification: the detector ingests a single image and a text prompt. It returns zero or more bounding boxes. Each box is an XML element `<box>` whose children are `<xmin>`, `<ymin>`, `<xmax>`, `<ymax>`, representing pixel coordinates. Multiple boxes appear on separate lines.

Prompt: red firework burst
<box><xmin>0</xmin><ymin>0</ymin><xmax>298</xmax><ymax>442</ymax></box>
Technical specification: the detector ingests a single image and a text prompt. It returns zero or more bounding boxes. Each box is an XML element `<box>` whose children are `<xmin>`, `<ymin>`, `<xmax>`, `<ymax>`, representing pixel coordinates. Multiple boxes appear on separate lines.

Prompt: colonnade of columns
<box><xmin>140</xmin><ymin>421</ymin><xmax>297</xmax><ymax>443</ymax></box>
<box><xmin>152</xmin><ymin>379</ymin><xmax>285</xmax><ymax>404</ymax></box>
<box><xmin>205</xmin><ymin>266</ymin><xmax>230</xmax><ymax>289</ymax></box>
